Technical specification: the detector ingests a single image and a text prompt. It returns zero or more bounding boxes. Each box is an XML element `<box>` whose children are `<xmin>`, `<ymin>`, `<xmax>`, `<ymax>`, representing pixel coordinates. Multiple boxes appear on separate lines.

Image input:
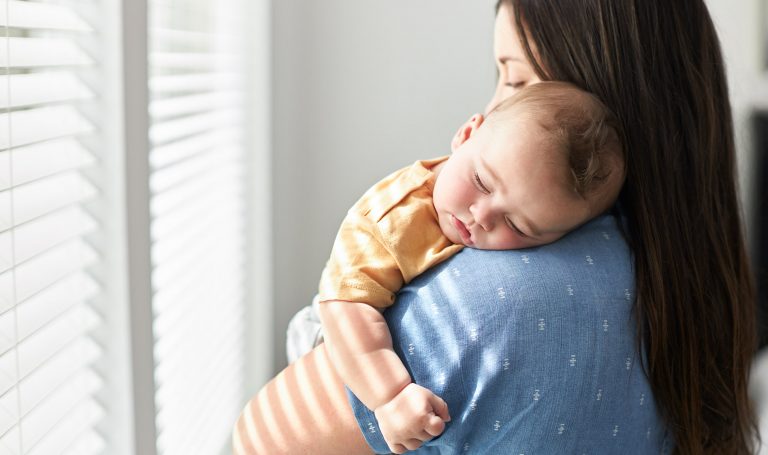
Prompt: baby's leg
<box><xmin>286</xmin><ymin>296</ymin><xmax>325</xmax><ymax>364</ymax></box>
<box><xmin>233</xmin><ymin>343</ymin><xmax>373</xmax><ymax>455</ymax></box>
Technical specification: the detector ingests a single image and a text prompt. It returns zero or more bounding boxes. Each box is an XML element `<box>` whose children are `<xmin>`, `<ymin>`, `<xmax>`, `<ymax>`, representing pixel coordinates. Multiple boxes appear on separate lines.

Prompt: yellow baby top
<box><xmin>318</xmin><ymin>156</ymin><xmax>464</xmax><ymax>308</ymax></box>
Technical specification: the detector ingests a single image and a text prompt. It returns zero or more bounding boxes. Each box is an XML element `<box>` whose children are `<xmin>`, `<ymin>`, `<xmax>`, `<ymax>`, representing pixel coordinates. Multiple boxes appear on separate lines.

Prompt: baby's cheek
<box><xmin>486</xmin><ymin>231</ymin><xmax>523</xmax><ymax>250</ymax></box>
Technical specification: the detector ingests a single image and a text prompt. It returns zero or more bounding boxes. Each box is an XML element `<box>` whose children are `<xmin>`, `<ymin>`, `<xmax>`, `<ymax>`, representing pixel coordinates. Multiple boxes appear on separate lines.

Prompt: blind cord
<box><xmin>5</xmin><ymin>1</ymin><xmax>25</xmax><ymax>452</ymax></box>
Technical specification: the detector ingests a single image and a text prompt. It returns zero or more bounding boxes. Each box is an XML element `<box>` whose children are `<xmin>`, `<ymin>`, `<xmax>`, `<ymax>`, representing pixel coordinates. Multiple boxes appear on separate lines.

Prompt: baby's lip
<box><xmin>451</xmin><ymin>214</ymin><xmax>473</xmax><ymax>246</ymax></box>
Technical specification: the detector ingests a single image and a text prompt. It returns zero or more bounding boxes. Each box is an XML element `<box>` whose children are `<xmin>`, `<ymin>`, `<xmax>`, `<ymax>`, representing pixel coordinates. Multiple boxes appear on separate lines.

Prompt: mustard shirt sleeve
<box><xmin>317</xmin><ymin>157</ymin><xmax>461</xmax><ymax>309</ymax></box>
<box><xmin>318</xmin><ymin>210</ymin><xmax>404</xmax><ymax>308</ymax></box>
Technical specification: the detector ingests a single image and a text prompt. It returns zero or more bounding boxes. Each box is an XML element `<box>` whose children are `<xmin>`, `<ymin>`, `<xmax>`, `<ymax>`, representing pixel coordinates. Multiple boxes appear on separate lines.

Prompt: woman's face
<box><xmin>485</xmin><ymin>4</ymin><xmax>542</xmax><ymax>114</ymax></box>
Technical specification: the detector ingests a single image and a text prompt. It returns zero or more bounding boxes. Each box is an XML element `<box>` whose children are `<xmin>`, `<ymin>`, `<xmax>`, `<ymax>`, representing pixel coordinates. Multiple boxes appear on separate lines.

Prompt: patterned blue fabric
<box><xmin>346</xmin><ymin>213</ymin><xmax>672</xmax><ymax>454</ymax></box>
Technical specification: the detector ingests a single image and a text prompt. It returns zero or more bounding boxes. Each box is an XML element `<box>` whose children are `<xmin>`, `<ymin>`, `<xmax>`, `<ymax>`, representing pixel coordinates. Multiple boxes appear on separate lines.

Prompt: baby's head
<box><xmin>433</xmin><ymin>81</ymin><xmax>624</xmax><ymax>249</ymax></box>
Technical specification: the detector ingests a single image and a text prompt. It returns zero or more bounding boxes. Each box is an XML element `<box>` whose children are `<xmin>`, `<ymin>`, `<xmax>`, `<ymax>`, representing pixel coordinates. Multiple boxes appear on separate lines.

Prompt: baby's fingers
<box><xmin>389</xmin><ymin>443</ymin><xmax>407</xmax><ymax>454</ymax></box>
<box><xmin>402</xmin><ymin>438</ymin><xmax>424</xmax><ymax>452</ymax></box>
<box><xmin>428</xmin><ymin>394</ymin><xmax>451</xmax><ymax>422</ymax></box>
<box><xmin>425</xmin><ymin>413</ymin><xmax>446</xmax><ymax>437</ymax></box>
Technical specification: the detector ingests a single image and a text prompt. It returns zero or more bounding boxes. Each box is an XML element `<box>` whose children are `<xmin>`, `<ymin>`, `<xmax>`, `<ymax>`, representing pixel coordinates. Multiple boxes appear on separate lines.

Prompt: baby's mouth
<box><xmin>451</xmin><ymin>214</ymin><xmax>473</xmax><ymax>246</ymax></box>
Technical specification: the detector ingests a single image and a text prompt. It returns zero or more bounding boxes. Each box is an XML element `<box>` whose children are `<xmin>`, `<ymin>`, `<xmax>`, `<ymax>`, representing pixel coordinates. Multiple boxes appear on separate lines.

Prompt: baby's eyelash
<box><xmin>474</xmin><ymin>172</ymin><xmax>490</xmax><ymax>194</ymax></box>
<box><xmin>505</xmin><ymin>217</ymin><xmax>527</xmax><ymax>237</ymax></box>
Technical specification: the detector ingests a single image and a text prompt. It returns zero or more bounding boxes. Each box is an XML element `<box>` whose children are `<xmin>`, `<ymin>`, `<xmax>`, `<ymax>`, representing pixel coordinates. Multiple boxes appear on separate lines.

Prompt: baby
<box><xmin>293</xmin><ymin>81</ymin><xmax>624</xmax><ymax>453</ymax></box>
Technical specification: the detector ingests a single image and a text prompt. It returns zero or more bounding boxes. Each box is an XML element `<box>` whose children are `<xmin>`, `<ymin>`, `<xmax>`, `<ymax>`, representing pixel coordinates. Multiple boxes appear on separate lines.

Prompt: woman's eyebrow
<box><xmin>498</xmin><ymin>55</ymin><xmax>525</xmax><ymax>64</ymax></box>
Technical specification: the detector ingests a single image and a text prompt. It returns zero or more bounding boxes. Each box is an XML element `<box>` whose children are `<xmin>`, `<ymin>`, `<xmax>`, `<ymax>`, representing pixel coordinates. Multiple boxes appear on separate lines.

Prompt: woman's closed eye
<box><xmin>505</xmin><ymin>80</ymin><xmax>526</xmax><ymax>89</ymax></box>
<box><xmin>473</xmin><ymin>171</ymin><xmax>491</xmax><ymax>194</ymax></box>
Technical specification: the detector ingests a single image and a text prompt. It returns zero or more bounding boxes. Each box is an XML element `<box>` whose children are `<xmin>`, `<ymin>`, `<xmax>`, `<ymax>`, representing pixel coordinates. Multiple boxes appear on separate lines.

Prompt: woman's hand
<box><xmin>374</xmin><ymin>383</ymin><xmax>451</xmax><ymax>454</ymax></box>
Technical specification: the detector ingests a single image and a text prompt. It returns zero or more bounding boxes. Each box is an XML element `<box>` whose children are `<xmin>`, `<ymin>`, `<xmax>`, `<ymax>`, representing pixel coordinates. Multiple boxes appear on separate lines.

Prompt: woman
<box><xmin>234</xmin><ymin>1</ymin><xmax>757</xmax><ymax>453</ymax></box>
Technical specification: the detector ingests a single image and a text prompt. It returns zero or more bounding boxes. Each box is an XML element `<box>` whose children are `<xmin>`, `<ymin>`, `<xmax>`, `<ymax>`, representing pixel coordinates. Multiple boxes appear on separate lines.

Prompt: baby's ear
<box><xmin>450</xmin><ymin>114</ymin><xmax>485</xmax><ymax>153</ymax></box>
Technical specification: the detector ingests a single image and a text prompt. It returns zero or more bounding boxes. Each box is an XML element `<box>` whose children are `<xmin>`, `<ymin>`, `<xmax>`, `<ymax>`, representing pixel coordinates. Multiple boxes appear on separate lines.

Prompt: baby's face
<box><xmin>433</xmin><ymin>118</ymin><xmax>594</xmax><ymax>250</ymax></box>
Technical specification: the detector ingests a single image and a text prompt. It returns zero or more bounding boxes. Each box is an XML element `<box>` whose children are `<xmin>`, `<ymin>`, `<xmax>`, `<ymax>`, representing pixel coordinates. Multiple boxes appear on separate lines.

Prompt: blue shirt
<box><xmin>346</xmin><ymin>213</ymin><xmax>672</xmax><ymax>454</ymax></box>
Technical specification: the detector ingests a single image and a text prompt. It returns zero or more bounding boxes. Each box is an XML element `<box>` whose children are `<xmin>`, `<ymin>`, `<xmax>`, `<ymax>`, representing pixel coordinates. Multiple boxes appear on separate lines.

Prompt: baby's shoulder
<box><xmin>351</xmin><ymin>157</ymin><xmax>443</xmax><ymax>222</ymax></box>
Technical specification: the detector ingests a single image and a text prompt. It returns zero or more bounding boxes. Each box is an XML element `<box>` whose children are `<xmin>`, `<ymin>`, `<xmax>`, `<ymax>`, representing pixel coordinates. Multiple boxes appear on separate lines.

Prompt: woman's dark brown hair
<box><xmin>496</xmin><ymin>0</ymin><xmax>758</xmax><ymax>453</ymax></box>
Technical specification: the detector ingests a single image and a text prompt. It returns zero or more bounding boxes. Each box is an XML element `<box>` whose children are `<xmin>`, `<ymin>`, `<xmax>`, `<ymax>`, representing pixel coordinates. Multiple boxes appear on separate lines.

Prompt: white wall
<box><xmin>706</xmin><ymin>0</ymin><xmax>762</xmax><ymax>253</ymax></box>
<box><xmin>269</xmin><ymin>0</ymin><xmax>764</xmax><ymax>372</ymax></box>
<box><xmin>271</xmin><ymin>0</ymin><xmax>496</xmax><ymax>370</ymax></box>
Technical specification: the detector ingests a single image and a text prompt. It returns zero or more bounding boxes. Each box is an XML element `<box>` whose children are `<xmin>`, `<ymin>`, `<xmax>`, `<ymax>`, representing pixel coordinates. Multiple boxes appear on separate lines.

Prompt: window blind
<box><xmin>148</xmin><ymin>0</ymin><xmax>247</xmax><ymax>453</ymax></box>
<box><xmin>0</xmin><ymin>1</ymin><xmax>105</xmax><ymax>454</ymax></box>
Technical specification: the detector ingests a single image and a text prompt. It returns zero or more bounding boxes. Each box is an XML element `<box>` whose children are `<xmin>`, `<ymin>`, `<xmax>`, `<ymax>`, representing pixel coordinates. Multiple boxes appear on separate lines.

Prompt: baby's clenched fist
<box><xmin>374</xmin><ymin>383</ymin><xmax>451</xmax><ymax>454</ymax></box>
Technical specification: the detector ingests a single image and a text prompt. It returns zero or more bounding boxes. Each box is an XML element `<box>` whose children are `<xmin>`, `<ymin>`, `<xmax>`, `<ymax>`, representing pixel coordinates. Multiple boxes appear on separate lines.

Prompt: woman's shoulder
<box><xmin>374</xmin><ymin>213</ymin><xmax>668</xmax><ymax>454</ymax></box>
<box><xmin>413</xmin><ymin>212</ymin><xmax>634</xmax><ymax>302</ymax></box>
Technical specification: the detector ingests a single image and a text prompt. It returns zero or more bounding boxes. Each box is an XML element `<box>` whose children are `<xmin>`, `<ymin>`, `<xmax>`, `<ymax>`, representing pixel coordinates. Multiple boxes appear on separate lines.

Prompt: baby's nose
<box><xmin>470</xmin><ymin>206</ymin><xmax>493</xmax><ymax>231</ymax></box>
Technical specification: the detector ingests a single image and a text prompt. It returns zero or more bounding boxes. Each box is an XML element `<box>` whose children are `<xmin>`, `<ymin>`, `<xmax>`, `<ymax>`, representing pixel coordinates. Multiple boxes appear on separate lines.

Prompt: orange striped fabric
<box><xmin>318</xmin><ymin>156</ymin><xmax>463</xmax><ymax>308</ymax></box>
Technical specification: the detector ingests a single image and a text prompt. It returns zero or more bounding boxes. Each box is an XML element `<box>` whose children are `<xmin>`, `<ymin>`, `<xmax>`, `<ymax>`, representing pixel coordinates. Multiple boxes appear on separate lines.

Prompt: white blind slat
<box><xmin>14</xmin><ymin>207</ymin><xmax>97</xmax><ymax>264</ymax></box>
<box><xmin>0</xmin><ymin>192</ymin><xmax>9</xmax><ymax>231</ymax></box>
<box><xmin>19</xmin><ymin>338</ymin><xmax>101</xmax><ymax>416</ymax></box>
<box><xmin>155</xmin><ymin>332</ymin><xmax>243</xmax><ymax>400</ymax></box>
<box><xmin>0</xmin><ymin>37</ymin><xmax>93</xmax><ymax>69</ymax></box>
<box><xmin>0</xmin><ymin>388</ymin><xmax>18</xmax><ymax>439</ymax></box>
<box><xmin>152</xmin><ymin>236</ymin><xmax>242</xmax><ymax>316</ymax></box>
<box><xmin>0</xmin><ymin>272</ymin><xmax>13</xmax><ymax>314</ymax></box>
<box><xmin>150</xmin><ymin>146</ymin><xmax>238</xmax><ymax>194</ymax></box>
<box><xmin>0</xmin><ymin>425</ymin><xmax>20</xmax><ymax>455</ymax></box>
<box><xmin>154</xmin><ymin>287</ymin><xmax>240</xmax><ymax>362</ymax></box>
<box><xmin>5</xmin><ymin>140</ymin><xmax>95</xmax><ymax>189</ymax></box>
<box><xmin>12</xmin><ymin>172</ymin><xmax>97</xmax><ymax>226</ymax></box>
<box><xmin>149</xmin><ymin>90</ymin><xmax>242</xmax><ymax>120</ymax></box>
<box><xmin>22</xmin><ymin>373</ymin><xmax>102</xmax><ymax>451</ymax></box>
<box><xmin>26</xmin><ymin>397</ymin><xmax>104</xmax><ymax>455</ymax></box>
<box><xmin>149</xmin><ymin>52</ymin><xmax>240</xmax><ymax>70</ymax></box>
<box><xmin>0</xmin><ymin>107</ymin><xmax>94</xmax><ymax>151</ymax></box>
<box><xmin>149</xmin><ymin>108</ymin><xmax>242</xmax><ymax>145</ymax></box>
<box><xmin>151</xmin><ymin>208</ymin><xmax>243</xmax><ymax>288</ymax></box>
<box><xmin>2</xmin><ymin>1</ymin><xmax>92</xmax><ymax>31</ymax></box>
<box><xmin>149</xmin><ymin>72</ymin><xmax>242</xmax><ymax>95</ymax></box>
<box><xmin>14</xmin><ymin>240</ymin><xmax>98</xmax><ymax>303</ymax></box>
<box><xmin>0</xmin><ymin>351</ymin><xmax>16</xmax><ymax>398</ymax></box>
<box><xmin>150</xmin><ymin>28</ymin><xmax>220</xmax><ymax>48</ymax></box>
<box><xmin>0</xmin><ymin>153</ymin><xmax>8</xmax><ymax>191</ymax></box>
<box><xmin>0</xmin><ymin>311</ymin><xmax>14</xmax><ymax>356</ymax></box>
<box><xmin>0</xmin><ymin>73</ymin><xmax>95</xmax><ymax>110</ymax></box>
<box><xmin>17</xmin><ymin>304</ymin><xmax>100</xmax><ymax>379</ymax></box>
<box><xmin>150</xmin><ymin>170</ymin><xmax>240</xmax><ymax>241</ymax></box>
<box><xmin>60</xmin><ymin>430</ymin><xmax>106</xmax><ymax>455</ymax></box>
<box><xmin>17</xmin><ymin>273</ymin><xmax>98</xmax><ymax>342</ymax></box>
<box><xmin>151</xmin><ymin>195</ymin><xmax>241</xmax><ymax>269</ymax></box>
<box><xmin>150</xmin><ymin>127</ymin><xmax>241</xmax><ymax>170</ymax></box>
<box><xmin>1</xmin><ymin>1</ymin><xmax>105</xmax><ymax>452</ymax></box>
<box><xmin>150</xmin><ymin>162</ymin><xmax>240</xmax><ymax>217</ymax></box>
<box><xmin>149</xmin><ymin>1</ymin><xmax>250</xmax><ymax>454</ymax></box>
<box><xmin>0</xmin><ymin>232</ymin><xmax>10</xmax><ymax>273</ymax></box>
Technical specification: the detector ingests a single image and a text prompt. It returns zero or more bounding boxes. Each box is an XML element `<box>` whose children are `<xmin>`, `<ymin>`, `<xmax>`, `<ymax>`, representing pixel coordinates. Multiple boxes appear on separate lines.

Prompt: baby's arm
<box><xmin>318</xmin><ymin>300</ymin><xmax>450</xmax><ymax>453</ymax></box>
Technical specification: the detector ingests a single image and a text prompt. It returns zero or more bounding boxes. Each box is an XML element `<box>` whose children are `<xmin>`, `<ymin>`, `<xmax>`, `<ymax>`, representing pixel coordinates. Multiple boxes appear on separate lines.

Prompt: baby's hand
<box><xmin>374</xmin><ymin>383</ymin><xmax>451</xmax><ymax>454</ymax></box>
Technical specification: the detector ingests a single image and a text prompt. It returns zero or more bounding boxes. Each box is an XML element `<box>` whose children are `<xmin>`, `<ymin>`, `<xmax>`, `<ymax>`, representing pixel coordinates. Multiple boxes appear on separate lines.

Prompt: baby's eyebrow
<box><xmin>478</xmin><ymin>156</ymin><xmax>501</xmax><ymax>190</ymax></box>
<box><xmin>520</xmin><ymin>217</ymin><xmax>541</xmax><ymax>238</ymax></box>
